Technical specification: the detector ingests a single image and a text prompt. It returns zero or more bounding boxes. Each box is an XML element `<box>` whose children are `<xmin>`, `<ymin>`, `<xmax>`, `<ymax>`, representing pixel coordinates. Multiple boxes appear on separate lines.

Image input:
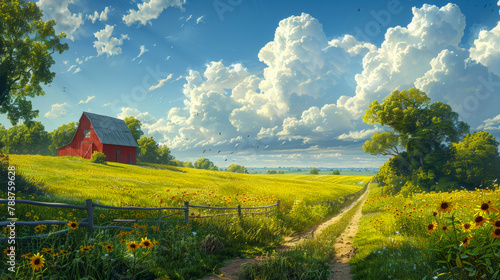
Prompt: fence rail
<box><xmin>0</xmin><ymin>198</ymin><xmax>280</xmax><ymax>241</ymax></box>
<box><xmin>0</xmin><ymin>182</ymin><xmax>369</xmax><ymax>242</ymax></box>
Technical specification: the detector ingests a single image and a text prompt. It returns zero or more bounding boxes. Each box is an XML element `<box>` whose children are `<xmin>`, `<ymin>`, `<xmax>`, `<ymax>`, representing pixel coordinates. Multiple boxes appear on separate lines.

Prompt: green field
<box><xmin>8</xmin><ymin>155</ymin><xmax>370</xmax><ymax>208</ymax></box>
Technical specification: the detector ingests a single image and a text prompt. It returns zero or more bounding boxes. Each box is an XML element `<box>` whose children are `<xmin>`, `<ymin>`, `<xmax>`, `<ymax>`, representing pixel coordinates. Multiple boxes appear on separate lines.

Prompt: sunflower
<box><xmin>493</xmin><ymin>228</ymin><xmax>500</xmax><ymax>239</ymax></box>
<box><xmin>29</xmin><ymin>253</ymin><xmax>45</xmax><ymax>271</ymax></box>
<box><xmin>462</xmin><ymin>222</ymin><xmax>473</xmax><ymax>232</ymax></box>
<box><xmin>67</xmin><ymin>221</ymin><xmax>78</xmax><ymax>230</ymax></box>
<box><xmin>120</xmin><ymin>240</ymin><xmax>126</xmax><ymax>244</ymax></box>
<box><xmin>25</xmin><ymin>212</ymin><xmax>32</xmax><ymax>217</ymax></box>
<box><xmin>33</xmin><ymin>215</ymin><xmax>39</xmax><ymax>221</ymax></box>
<box><xmin>3</xmin><ymin>247</ymin><xmax>13</xmax><ymax>255</ymax></box>
<box><xmin>475</xmin><ymin>215</ymin><xmax>487</xmax><ymax>227</ymax></box>
<box><xmin>427</xmin><ymin>221</ymin><xmax>438</xmax><ymax>234</ymax></box>
<box><xmin>477</xmin><ymin>201</ymin><xmax>499</xmax><ymax>215</ymax></box>
<box><xmin>441</xmin><ymin>225</ymin><xmax>449</xmax><ymax>232</ymax></box>
<box><xmin>35</xmin><ymin>225</ymin><xmax>46</xmax><ymax>232</ymax></box>
<box><xmin>438</xmin><ymin>201</ymin><xmax>452</xmax><ymax>213</ymax></box>
<box><xmin>100</xmin><ymin>214</ymin><xmax>105</xmax><ymax>219</ymax></box>
<box><xmin>127</xmin><ymin>241</ymin><xmax>139</xmax><ymax>251</ymax></box>
<box><xmin>52</xmin><ymin>253</ymin><xmax>59</xmax><ymax>259</ymax></box>
<box><xmin>461</xmin><ymin>236</ymin><xmax>473</xmax><ymax>247</ymax></box>
<box><xmin>58</xmin><ymin>211</ymin><xmax>63</xmax><ymax>215</ymax></box>
<box><xmin>140</xmin><ymin>237</ymin><xmax>153</xmax><ymax>249</ymax></box>
<box><xmin>491</xmin><ymin>219</ymin><xmax>500</xmax><ymax>229</ymax></box>
<box><xmin>105</xmin><ymin>244</ymin><xmax>113</xmax><ymax>252</ymax></box>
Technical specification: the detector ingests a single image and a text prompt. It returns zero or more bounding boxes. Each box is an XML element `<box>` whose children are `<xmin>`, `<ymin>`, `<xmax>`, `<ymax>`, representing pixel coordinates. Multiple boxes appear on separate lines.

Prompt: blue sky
<box><xmin>3</xmin><ymin>0</ymin><xmax>500</xmax><ymax>168</ymax></box>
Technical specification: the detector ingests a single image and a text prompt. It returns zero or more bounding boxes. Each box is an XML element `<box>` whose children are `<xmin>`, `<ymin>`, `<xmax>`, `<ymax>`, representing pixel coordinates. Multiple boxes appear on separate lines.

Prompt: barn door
<box><xmin>81</xmin><ymin>142</ymin><xmax>93</xmax><ymax>159</ymax></box>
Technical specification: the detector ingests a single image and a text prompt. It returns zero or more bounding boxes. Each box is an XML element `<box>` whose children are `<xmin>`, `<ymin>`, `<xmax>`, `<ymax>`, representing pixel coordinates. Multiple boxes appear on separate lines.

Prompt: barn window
<box><xmin>83</xmin><ymin>129</ymin><xmax>90</xmax><ymax>138</ymax></box>
<box><xmin>117</xmin><ymin>149</ymin><xmax>121</xmax><ymax>154</ymax></box>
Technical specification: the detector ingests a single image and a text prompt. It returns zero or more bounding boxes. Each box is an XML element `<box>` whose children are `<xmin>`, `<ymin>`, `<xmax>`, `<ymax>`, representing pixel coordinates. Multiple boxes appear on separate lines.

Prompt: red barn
<box><xmin>58</xmin><ymin>112</ymin><xmax>138</xmax><ymax>164</ymax></box>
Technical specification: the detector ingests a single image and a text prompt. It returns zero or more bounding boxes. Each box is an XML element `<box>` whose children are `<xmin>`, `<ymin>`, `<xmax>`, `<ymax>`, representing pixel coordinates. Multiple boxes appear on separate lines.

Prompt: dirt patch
<box><xmin>328</xmin><ymin>190</ymin><xmax>369</xmax><ymax>280</ymax></box>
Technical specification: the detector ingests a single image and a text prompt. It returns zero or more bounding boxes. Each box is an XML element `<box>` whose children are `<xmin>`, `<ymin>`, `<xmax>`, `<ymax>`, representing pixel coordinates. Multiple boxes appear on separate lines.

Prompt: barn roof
<box><xmin>83</xmin><ymin>112</ymin><xmax>139</xmax><ymax>147</ymax></box>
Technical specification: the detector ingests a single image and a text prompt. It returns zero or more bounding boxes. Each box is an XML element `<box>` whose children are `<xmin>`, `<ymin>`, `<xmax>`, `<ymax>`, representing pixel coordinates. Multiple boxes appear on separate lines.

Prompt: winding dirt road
<box><xmin>200</xmin><ymin>186</ymin><xmax>370</xmax><ymax>280</ymax></box>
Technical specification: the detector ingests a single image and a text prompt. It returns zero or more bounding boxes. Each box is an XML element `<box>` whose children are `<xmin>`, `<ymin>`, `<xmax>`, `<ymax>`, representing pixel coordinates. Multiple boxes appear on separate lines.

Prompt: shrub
<box><xmin>310</xmin><ymin>168</ymin><xmax>319</xmax><ymax>174</ymax></box>
<box><xmin>331</xmin><ymin>170</ymin><xmax>340</xmax><ymax>175</ymax></box>
<box><xmin>90</xmin><ymin>151</ymin><xmax>106</xmax><ymax>164</ymax></box>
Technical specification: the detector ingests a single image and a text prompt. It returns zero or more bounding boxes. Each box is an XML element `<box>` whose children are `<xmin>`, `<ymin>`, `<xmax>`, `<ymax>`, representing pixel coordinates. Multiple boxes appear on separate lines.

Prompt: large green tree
<box><xmin>48</xmin><ymin>122</ymin><xmax>77</xmax><ymax>155</ymax></box>
<box><xmin>1</xmin><ymin>121</ymin><xmax>50</xmax><ymax>155</ymax></box>
<box><xmin>447</xmin><ymin>131</ymin><xmax>500</xmax><ymax>189</ymax></box>
<box><xmin>363</xmin><ymin>88</ymin><xmax>469</xmax><ymax>193</ymax></box>
<box><xmin>227</xmin><ymin>164</ymin><xmax>248</xmax><ymax>174</ymax></box>
<box><xmin>137</xmin><ymin>136</ymin><xmax>159</xmax><ymax>163</ymax></box>
<box><xmin>124</xmin><ymin>116</ymin><xmax>143</xmax><ymax>143</ymax></box>
<box><xmin>1</xmin><ymin>0</ymin><xmax>69</xmax><ymax>125</ymax></box>
<box><xmin>194</xmin><ymin>158</ymin><xmax>218</xmax><ymax>171</ymax></box>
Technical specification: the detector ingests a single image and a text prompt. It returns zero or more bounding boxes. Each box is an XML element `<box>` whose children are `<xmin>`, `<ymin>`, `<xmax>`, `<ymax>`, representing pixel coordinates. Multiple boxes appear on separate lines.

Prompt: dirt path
<box><xmin>328</xmin><ymin>189</ymin><xmax>369</xmax><ymax>280</ymax></box>
<box><xmin>200</xmin><ymin>186</ymin><xmax>369</xmax><ymax>280</ymax></box>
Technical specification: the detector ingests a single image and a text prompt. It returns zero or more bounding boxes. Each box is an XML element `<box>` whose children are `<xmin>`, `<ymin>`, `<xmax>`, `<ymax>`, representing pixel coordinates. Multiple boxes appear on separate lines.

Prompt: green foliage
<box><xmin>194</xmin><ymin>157</ymin><xmax>218</xmax><ymax>171</ymax></box>
<box><xmin>267</xmin><ymin>170</ymin><xmax>277</xmax><ymax>174</ymax></box>
<box><xmin>123</xmin><ymin>116</ymin><xmax>143</xmax><ymax>143</ymax></box>
<box><xmin>0</xmin><ymin>0</ymin><xmax>69</xmax><ymax>125</ymax></box>
<box><xmin>227</xmin><ymin>164</ymin><xmax>248</xmax><ymax>174</ymax></box>
<box><xmin>447</xmin><ymin>131</ymin><xmax>500</xmax><ymax>189</ymax></box>
<box><xmin>183</xmin><ymin>161</ymin><xmax>194</xmax><ymax>168</ymax></box>
<box><xmin>90</xmin><ymin>151</ymin><xmax>106</xmax><ymax>164</ymax></box>
<box><xmin>137</xmin><ymin>136</ymin><xmax>174</xmax><ymax>165</ymax></box>
<box><xmin>363</xmin><ymin>88</ymin><xmax>470</xmax><ymax>194</ymax></box>
<box><xmin>331</xmin><ymin>170</ymin><xmax>340</xmax><ymax>175</ymax></box>
<box><xmin>48</xmin><ymin>122</ymin><xmax>77</xmax><ymax>155</ymax></box>
<box><xmin>1</xmin><ymin>121</ymin><xmax>50</xmax><ymax>155</ymax></box>
<box><xmin>310</xmin><ymin>168</ymin><xmax>319</xmax><ymax>174</ymax></box>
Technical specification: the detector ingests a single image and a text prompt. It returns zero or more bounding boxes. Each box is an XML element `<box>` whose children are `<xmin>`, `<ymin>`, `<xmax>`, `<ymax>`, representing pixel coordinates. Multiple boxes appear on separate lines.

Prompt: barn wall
<box><xmin>57</xmin><ymin>114</ymin><xmax>103</xmax><ymax>159</ymax></box>
<box><xmin>102</xmin><ymin>145</ymin><xmax>136</xmax><ymax>164</ymax></box>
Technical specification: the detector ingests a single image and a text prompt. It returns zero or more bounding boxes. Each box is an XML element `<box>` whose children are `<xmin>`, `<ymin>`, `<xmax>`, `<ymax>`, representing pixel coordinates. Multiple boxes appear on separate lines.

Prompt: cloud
<box><xmin>78</xmin><ymin>96</ymin><xmax>95</xmax><ymax>104</ymax></box>
<box><xmin>196</xmin><ymin>15</ymin><xmax>205</xmax><ymax>24</ymax></box>
<box><xmin>148</xmin><ymin>73</ymin><xmax>173</xmax><ymax>91</ymax></box>
<box><xmin>67</xmin><ymin>65</ymin><xmax>76</xmax><ymax>72</ymax></box>
<box><xmin>470</xmin><ymin>22</ymin><xmax>500</xmax><ymax>77</ymax></box>
<box><xmin>44</xmin><ymin>103</ymin><xmax>69</xmax><ymax>119</ymax></box>
<box><xmin>339</xmin><ymin>3</ymin><xmax>466</xmax><ymax>118</ymax></box>
<box><xmin>36</xmin><ymin>0</ymin><xmax>84</xmax><ymax>41</ymax></box>
<box><xmin>186</xmin><ymin>15</ymin><xmax>192</xmax><ymax>22</ymax></box>
<box><xmin>87</xmin><ymin>6</ymin><xmax>111</xmax><ymax>23</ymax></box>
<box><xmin>477</xmin><ymin>114</ymin><xmax>500</xmax><ymax>130</ymax></box>
<box><xmin>132</xmin><ymin>45</ymin><xmax>149</xmax><ymax>61</ymax></box>
<box><xmin>338</xmin><ymin>127</ymin><xmax>384</xmax><ymax>141</ymax></box>
<box><xmin>116</xmin><ymin>107</ymin><xmax>158</xmax><ymax>127</ymax></box>
<box><xmin>73</xmin><ymin>67</ymin><xmax>81</xmax><ymax>74</ymax></box>
<box><xmin>63</xmin><ymin>60</ymin><xmax>69</xmax><ymax>65</ymax></box>
<box><xmin>93</xmin><ymin>25</ymin><xmax>129</xmax><ymax>57</ymax></box>
<box><xmin>102</xmin><ymin>103</ymin><xmax>112</xmax><ymax>107</ymax></box>
<box><xmin>122</xmin><ymin>0</ymin><xmax>185</xmax><ymax>26</ymax></box>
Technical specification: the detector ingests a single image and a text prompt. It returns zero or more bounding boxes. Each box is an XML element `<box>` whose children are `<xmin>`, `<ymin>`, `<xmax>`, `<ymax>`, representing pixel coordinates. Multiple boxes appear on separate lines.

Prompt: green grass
<box><xmin>9</xmin><ymin>155</ymin><xmax>370</xmax><ymax>207</ymax></box>
<box><xmin>0</xmin><ymin>155</ymin><xmax>372</xmax><ymax>280</ymax></box>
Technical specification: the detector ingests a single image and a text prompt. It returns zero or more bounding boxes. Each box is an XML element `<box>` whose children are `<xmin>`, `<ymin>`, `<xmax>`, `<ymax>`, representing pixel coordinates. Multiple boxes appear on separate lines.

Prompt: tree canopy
<box><xmin>48</xmin><ymin>122</ymin><xmax>77</xmax><ymax>155</ymax></box>
<box><xmin>195</xmin><ymin>158</ymin><xmax>218</xmax><ymax>171</ymax></box>
<box><xmin>227</xmin><ymin>164</ymin><xmax>248</xmax><ymax>174</ymax></box>
<box><xmin>1</xmin><ymin>0</ymin><xmax>69</xmax><ymax>125</ymax></box>
<box><xmin>310</xmin><ymin>168</ymin><xmax>319</xmax><ymax>174</ymax></box>
<box><xmin>124</xmin><ymin>116</ymin><xmax>143</xmax><ymax>143</ymax></box>
<box><xmin>363</xmin><ymin>88</ymin><xmax>474</xmax><ymax>194</ymax></box>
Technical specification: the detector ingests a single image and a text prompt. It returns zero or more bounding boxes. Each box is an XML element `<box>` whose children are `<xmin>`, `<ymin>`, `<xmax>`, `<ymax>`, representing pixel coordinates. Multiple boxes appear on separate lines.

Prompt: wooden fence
<box><xmin>0</xmin><ymin>182</ymin><xmax>369</xmax><ymax>242</ymax></box>
<box><xmin>0</xmin><ymin>198</ymin><xmax>280</xmax><ymax>242</ymax></box>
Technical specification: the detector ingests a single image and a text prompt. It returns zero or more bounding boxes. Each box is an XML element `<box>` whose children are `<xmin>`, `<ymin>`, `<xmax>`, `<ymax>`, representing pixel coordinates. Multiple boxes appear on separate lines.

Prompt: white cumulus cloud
<box><xmin>93</xmin><ymin>25</ymin><xmax>129</xmax><ymax>57</ymax></box>
<box><xmin>45</xmin><ymin>103</ymin><xmax>69</xmax><ymax>119</ymax></box>
<box><xmin>338</xmin><ymin>127</ymin><xmax>384</xmax><ymax>141</ymax></box>
<box><xmin>36</xmin><ymin>0</ymin><xmax>84</xmax><ymax>41</ymax></box>
<box><xmin>87</xmin><ymin>6</ymin><xmax>111</xmax><ymax>23</ymax></box>
<box><xmin>470</xmin><ymin>22</ymin><xmax>500</xmax><ymax>77</ymax></box>
<box><xmin>122</xmin><ymin>0</ymin><xmax>185</xmax><ymax>26</ymax></box>
<box><xmin>478</xmin><ymin>114</ymin><xmax>500</xmax><ymax>130</ymax></box>
<box><xmin>196</xmin><ymin>15</ymin><xmax>205</xmax><ymax>24</ymax></box>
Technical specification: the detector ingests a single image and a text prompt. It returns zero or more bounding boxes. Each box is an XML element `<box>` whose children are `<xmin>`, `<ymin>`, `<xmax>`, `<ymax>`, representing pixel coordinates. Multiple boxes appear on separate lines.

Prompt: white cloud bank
<box><xmin>87</xmin><ymin>6</ymin><xmax>110</xmax><ymax>23</ymax></box>
<box><xmin>117</xmin><ymin>5</ymin><xmax>500</xmax><ymax>154</ymax></box>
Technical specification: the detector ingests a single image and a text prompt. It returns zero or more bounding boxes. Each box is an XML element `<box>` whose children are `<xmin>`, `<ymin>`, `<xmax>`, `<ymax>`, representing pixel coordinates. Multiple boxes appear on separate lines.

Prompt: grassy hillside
<box><xmin>9</xmin><ymin>155</ymin><xmax>370</xmax><ymax>208</ymax></box>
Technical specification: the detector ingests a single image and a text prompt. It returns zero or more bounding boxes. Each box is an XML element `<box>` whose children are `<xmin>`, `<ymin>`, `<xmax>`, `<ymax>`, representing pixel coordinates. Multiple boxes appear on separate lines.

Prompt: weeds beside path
<box><xmin>200</xmin><ymin>185</ymin><xmax>371</xmax><ymax>280</ymax></box>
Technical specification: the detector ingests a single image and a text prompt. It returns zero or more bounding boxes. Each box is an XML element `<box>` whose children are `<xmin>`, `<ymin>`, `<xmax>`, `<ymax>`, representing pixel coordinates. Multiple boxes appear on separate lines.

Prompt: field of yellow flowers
<box><xmin>1</xmin><ymin>155</ymin><xmax>370</xmax><ymax>279</ymax></box>
<box><xmin>350</xmin><ymin>183</ymin><xmax>500</xmax><ymax>280</ymax></box>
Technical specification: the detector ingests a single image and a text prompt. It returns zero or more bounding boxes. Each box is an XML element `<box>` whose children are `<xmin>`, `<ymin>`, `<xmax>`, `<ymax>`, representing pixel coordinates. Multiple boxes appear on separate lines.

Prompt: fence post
<box><xmin>276</xmin><ymin>200</ymin><xmax>281</xmax><ymax>217</ymax></box>
<box><xmin>237</xmin><ymin>205</ymin><xmax>242</xmax><ymax>218</ymax></box>
<box><xmin>85</xmin><ymin>199</ymin><xmax>94</xmax><ymax>234</ymax></box>
<box><xmin>184</xmin><ymin>201</ymin><xmax>189</xmax><ymax>224</ymax></box>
